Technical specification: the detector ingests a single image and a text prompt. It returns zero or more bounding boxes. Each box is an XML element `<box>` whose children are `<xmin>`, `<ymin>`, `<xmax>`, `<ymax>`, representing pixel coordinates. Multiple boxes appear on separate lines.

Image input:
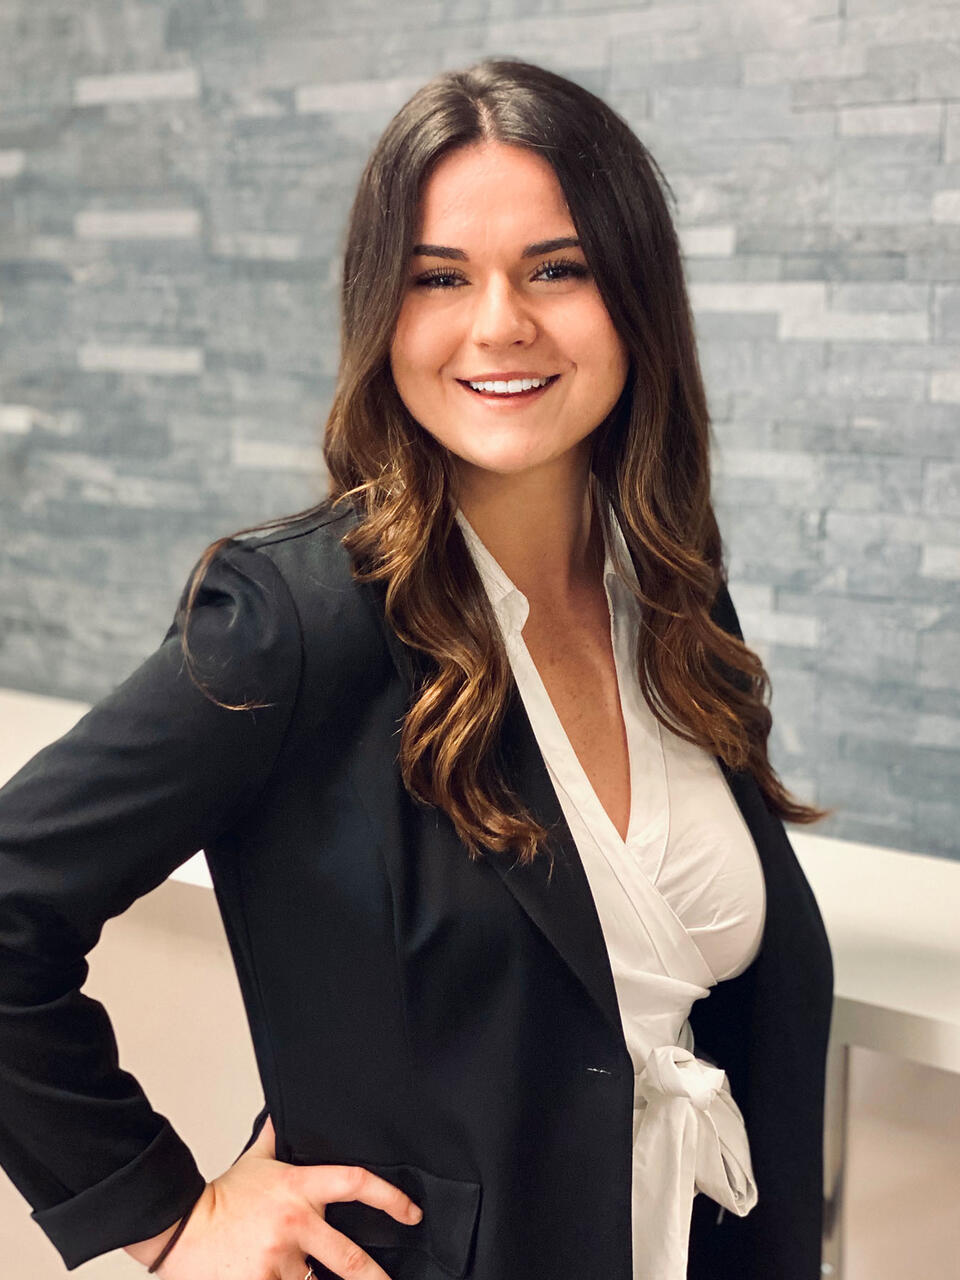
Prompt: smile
<box><xmin>456</xmin><ymin>374</ymin><xmax>560</xmax><ymax>404</ymax></box>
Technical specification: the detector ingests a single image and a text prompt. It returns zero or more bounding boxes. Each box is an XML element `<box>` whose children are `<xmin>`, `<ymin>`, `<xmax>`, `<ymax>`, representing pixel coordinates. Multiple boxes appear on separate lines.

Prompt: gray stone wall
<box><xmin>0</xmin><ymin>2</ymin><xmax>957</xmax><ymax>857</ymax></box>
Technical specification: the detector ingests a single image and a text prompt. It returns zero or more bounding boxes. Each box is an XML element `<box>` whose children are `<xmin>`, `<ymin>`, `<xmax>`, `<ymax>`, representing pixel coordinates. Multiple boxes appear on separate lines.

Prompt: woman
<box><xmin>0</xmin><ymin>58</ymin><xmax>834</xmax><ymax>1280</ymax></box>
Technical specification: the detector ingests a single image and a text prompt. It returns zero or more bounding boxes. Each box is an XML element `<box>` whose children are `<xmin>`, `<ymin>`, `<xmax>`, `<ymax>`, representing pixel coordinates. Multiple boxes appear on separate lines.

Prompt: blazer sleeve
<box><xmin>0</xmin><ymin>538</ymin><xmax>303</xmax><ymax>1270</ymax></box>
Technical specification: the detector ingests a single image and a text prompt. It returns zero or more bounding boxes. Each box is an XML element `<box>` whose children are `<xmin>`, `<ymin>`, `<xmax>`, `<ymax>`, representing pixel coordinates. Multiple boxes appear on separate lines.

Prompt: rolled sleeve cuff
<box><xmin>31</xmin><ymin>1122</ymin><xmax>207</xmax><ymax>1271</ymax></box>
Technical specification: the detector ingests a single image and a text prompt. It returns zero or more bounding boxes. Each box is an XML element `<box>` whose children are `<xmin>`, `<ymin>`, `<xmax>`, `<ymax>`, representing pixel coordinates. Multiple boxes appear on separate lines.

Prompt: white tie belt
<box><xmin>630</xmin><ymin>1044</ymin><xmax>759</xmax><ymax>1279</ymax></box>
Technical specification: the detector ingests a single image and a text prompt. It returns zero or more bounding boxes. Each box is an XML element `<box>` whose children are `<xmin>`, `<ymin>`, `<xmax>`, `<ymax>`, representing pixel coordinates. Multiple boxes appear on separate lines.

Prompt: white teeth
<box><xmin>467</xmin><ymin>376</ymin><xmax>552</xmax><ymax>394</ymax></box>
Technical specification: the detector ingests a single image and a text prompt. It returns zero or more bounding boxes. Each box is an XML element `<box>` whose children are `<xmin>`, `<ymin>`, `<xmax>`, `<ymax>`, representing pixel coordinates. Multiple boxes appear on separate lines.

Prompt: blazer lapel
<box><xmin>359</xmin><ymin>575</ymin><xmax>627</xmax><ymax>1048</ymax></box>
<box><xmin>491</xmin><ymin>680</ymin><xmax>627</xmax><ymax>1043</ymax></box>
<box><xmin>355</xmin><ymin>557</ymin><xmax>756</xmax><ymax>1059</ymax></box>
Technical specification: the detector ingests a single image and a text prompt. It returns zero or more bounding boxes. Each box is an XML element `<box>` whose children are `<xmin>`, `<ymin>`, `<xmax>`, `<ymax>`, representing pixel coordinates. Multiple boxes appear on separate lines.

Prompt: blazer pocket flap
<box><xmin>321</xmin><ymin>1161</ymin><xmax>481</xmax><ymax>1278</ymax></box>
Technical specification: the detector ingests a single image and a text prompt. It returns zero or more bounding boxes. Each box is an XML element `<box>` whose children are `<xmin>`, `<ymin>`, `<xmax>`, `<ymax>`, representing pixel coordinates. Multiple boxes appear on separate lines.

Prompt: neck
<box><xmin>454</xmin><ymin>448</ymin><xmax>605</xmax><ymax>611</ymax></box>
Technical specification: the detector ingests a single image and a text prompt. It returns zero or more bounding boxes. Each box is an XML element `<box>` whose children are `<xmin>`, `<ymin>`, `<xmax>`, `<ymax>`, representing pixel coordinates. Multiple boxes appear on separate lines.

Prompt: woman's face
<box><xmin>389</xmin><ymin>141</ymin><xmax>630</xmax><ymax>486</ymax></box>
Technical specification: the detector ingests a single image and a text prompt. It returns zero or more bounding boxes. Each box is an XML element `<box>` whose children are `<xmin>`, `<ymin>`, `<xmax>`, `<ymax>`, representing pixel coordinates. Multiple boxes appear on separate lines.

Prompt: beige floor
<box><xmin>0</xmin><ymin>877</ymin><xmax>957</xmax><ymax>1279</ymax></box>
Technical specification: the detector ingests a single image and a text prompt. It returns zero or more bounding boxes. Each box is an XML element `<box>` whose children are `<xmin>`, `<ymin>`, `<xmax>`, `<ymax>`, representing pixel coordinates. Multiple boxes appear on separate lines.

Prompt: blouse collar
<box><xmin>454</xmin><ymin>495</ymin><xmax>641</xmax><ymax>637</ymax></box>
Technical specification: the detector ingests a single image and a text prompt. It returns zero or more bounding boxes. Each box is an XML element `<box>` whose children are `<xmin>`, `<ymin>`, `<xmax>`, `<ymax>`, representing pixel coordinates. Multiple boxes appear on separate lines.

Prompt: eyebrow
<box><xmin>410</xmin><ymin>236</ymin><xmax>582</xmax><ymax>261</ymax></box>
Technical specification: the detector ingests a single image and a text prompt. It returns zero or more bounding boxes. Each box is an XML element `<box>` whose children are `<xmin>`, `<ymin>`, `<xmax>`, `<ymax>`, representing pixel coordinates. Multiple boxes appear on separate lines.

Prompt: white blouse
<box><xmin>455</xmin><ymin>501</ymin><xmax>766</xmax><ymax>1280</ymax></box>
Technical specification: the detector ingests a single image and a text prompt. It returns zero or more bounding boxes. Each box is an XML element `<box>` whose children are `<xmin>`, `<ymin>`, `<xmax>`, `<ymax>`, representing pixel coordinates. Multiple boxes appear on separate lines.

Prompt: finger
<box><xmin>278</xmin><ymin>1256</ymin><xmax>318</xmax><ymax>1280</ymax></box>
<box><xmin>299</xmin><ymin>1165</ymin><xmax>423</xmax><ymax>1226</ymax></box>
<box><xmin>297</xmin><ymin>1220</ymin><xmax>395</xmax><ymax>1280</ymax></box>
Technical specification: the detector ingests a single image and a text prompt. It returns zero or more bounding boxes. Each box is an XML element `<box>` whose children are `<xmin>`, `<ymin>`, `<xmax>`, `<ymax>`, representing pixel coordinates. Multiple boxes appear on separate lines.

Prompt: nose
<box><xmin>469</xmin><ymin>274</ymin><xmax>538</xmax><ymax>347</ymax></box>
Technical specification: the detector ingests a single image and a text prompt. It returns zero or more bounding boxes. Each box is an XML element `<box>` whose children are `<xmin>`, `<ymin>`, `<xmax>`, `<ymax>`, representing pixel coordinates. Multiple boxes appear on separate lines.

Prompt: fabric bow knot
<box><xmin>631</xmin><ymin>1044</ymin><xmax>759</xmax><ymax>1277</ymax></box>
<box><xmin>636</xmin><ymin>1043</ymin><xmax>725</xmax><ymax>1112</ymax></box>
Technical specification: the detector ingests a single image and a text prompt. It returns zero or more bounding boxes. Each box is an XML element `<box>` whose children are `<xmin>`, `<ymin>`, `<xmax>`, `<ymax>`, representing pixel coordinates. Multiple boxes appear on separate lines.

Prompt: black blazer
<box><xmin>0</xmin><ymin>499</ymin><xmax>834</xmax><ymax>1278</ymax></box>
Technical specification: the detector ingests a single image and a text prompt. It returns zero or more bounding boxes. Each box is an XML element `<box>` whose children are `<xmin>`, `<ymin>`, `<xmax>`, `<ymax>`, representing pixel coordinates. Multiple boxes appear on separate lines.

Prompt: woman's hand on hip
<box><xmin>124</xmin><ymin>1113</ymin><xmax>423</xmax><ymax>1279</ymax></box>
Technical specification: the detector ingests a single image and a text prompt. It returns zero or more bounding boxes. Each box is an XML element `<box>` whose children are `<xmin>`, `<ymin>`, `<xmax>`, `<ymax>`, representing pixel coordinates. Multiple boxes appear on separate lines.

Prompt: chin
<box><xmin>454</xmin><ymin>447</ymin><xmax>558</xmax><ymax>478</ymax></box>
<box><xmin>447</xmin><ymin>430</ymin><xmax>568</xmax><ymax>474</ymax></box>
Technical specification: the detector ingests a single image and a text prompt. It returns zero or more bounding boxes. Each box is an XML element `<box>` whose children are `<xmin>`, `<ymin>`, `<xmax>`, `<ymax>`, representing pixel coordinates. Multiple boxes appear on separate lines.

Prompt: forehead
<box><xmin>415</xmin><ymin>143</ymin><xmax>573</xmax><ymax>243</ymax></box>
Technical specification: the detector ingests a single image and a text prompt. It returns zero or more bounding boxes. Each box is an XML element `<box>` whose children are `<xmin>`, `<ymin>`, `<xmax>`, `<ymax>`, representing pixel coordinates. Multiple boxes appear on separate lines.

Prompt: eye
<box><xmin>413</xmin><ymin>257</ymin><xmax>591</xmax><ymax>290</ymax></box>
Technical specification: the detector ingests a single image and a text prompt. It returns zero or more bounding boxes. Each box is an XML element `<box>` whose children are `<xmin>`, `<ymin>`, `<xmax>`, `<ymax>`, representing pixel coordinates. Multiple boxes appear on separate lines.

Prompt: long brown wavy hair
<box><xmin>178</xmin><ymin>56</ymin><xmax>834</xmax><ymax>865</ymax></box>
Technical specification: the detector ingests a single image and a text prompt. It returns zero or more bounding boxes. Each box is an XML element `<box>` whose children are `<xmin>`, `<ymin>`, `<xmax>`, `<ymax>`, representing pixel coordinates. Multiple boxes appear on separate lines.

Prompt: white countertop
<box><xmin>792</xmin><ymin>833</ymin><xmax>960</xmax><ymax>1072</ymax></box>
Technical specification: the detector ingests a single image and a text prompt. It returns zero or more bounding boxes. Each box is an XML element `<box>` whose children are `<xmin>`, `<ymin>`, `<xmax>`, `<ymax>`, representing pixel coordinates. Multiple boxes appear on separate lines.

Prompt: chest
<box><xmin>519</xmin><ymin>586</ymin><xmax>633</xmax><ymax>842</ymax></box>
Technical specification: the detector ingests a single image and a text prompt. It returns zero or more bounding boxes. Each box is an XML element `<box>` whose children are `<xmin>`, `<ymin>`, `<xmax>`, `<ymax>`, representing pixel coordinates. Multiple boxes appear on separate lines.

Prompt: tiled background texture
<box><xmin>0</xmin><ymin>1</ymin><xmax>957</xmax><ymax>859</ymax></box>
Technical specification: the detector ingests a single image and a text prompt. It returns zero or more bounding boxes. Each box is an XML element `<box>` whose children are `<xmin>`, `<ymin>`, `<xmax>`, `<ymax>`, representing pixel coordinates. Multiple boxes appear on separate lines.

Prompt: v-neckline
<box><xmin>453</xmin><ymin>496</ymin><xmax>672</xmax><ymax>876</ymax></box>
<box><xmin>505</xmin><ymin>573</ymin><xmax>668</xmax><ymax>864</ymax></box>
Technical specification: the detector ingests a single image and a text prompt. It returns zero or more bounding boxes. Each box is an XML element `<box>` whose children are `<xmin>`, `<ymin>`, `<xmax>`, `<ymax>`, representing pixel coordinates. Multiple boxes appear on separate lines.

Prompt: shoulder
<box><xmin>222</xmin><ymin>498</ymin><xmax>361</xmax><ymax>611</ymax></box>
<box><xmin>222</xmin><ymin>498</ymin><xmax>389</xmax><ymax>682</ymax></box>
<box><xmin>231</xmin><ymin>497</ymin><xmax>360</xmax><ymax>576</ymax></box>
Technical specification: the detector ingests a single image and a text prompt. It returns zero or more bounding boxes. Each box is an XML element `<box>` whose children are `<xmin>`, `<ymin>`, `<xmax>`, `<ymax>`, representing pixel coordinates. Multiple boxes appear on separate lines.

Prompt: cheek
<box><xmin>389</xmin><ymin>308</ymin><xmax>419</xmax><ymax>379</ymax></box>
<box><xmin>392</xmin><ymin>301</ymin><xmax>448</xmax><ymax>374</ymax></box>
<box><xmin>577</xmin><ymin>305</ymin><xmax>625</xmax><ymax>364</ymax></box>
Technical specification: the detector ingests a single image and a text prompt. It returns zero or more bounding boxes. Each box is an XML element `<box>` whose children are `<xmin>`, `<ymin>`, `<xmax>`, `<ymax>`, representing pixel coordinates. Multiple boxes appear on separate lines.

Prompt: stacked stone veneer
<box><xmin>0</xmin><ymin>1</ymin><xmax>957</xmax><ymax>856</ymax></box>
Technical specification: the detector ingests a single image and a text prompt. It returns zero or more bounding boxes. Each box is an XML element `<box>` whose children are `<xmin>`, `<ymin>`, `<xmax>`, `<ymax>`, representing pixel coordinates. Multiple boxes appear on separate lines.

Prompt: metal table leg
<box><xmin>821</xmin><ymin>1033</ymin><xmax>849</xmax><ymax>1278</ymax></box>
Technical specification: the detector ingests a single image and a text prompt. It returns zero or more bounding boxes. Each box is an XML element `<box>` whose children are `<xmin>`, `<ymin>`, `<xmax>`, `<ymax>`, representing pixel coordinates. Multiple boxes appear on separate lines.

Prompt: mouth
<box><xmin>456</xmin><ymin>374</ymin><xmax>561</xmax><ymax>404</ymax></box>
